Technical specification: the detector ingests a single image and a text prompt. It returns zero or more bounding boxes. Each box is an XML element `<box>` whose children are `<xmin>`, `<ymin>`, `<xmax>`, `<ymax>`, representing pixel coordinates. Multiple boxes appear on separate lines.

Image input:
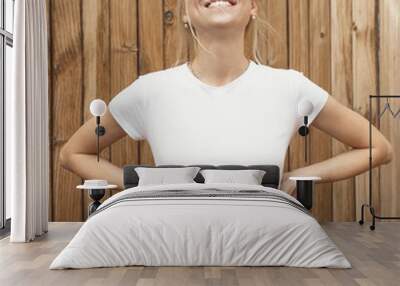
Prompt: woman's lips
<box><xmin>204</xmin><ymin>0</ymin><xmax>238</xmax><ymax>8</ymax></box>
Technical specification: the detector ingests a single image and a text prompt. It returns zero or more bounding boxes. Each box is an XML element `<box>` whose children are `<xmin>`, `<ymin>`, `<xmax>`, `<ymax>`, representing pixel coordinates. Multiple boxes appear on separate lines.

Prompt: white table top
<box><xmin>289</xmin><ymin>176</ymin><xmax>322</xmax><ymax>181</ymax></box>
<box><xmin>76</xmin><ymin>184</ymin><xmax>118</xmax><ymax>190</ymax></box>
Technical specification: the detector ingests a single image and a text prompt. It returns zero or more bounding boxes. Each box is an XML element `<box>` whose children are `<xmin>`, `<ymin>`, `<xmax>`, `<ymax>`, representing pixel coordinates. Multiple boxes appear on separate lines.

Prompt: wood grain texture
<box><xmin>110</xmin><ymin>0</ymin><xmax>140</xmax><ymax>172</ymax></box>
<box><xmin>164</xmin><ymin>0</ymin><xmax>186</xmax><ymax>68</ymax></box>
<box><xmin>331</xmin><ymin>0</ymin><xmax>355</xmax><ymax>221</ymax></box>
<box><xmin>51</xmin><ymin>0</ymin><xmax>83</xmax><ymax>221</ymax></box>
<box><xmin>309</xmin><ymin>0</ymin><xmax>332</xmax><ymax>222</ymax></box>
<box><xmin>82</xmin><ymin>0</ymin><xmax>111</xmax><ymax>220</ymax></box>
<box><xmin>264</xmin><ymin>0</ymin><xmax>288</xmax><ymax>69</ymax></box>
<box><xmin>1</xmin><ymin>222</ymin><xmax>400</xmax><ymax>286</ymax></box>
<box><xmin>264</xmin><ymin>0</ymin><xmax>289</xmax><ymax>174</ymax></box>
<box><xmin>288</xmin><ymin>0</ymin><xmax>309</xmax><ymax>173</ymax></box>
<box><xmin>379</xmin><ymin>0</ymin><xmax>400</xmax><ymax>217</ymax></box>
<box><xmin>48</xmin><ymin>1</ymin><xmax>399</xmax><ymax>222</ymax></box>
<box><xmin>352</xmin><ymin>0</ymin><xmax>378</xmax><ymax>221</ymax></box>
<box><xmin>138</xmin><ymin>0</ymin><xmax>164</xmax><ymax>166</ymax></box>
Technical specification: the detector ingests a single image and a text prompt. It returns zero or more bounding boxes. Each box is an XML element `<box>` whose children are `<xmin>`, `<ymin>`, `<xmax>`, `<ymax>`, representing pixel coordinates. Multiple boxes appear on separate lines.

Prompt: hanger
<box><xmin>378</xmin><ymin>98</ymin><xmax>400</xmax><ymax>119</ymax></box>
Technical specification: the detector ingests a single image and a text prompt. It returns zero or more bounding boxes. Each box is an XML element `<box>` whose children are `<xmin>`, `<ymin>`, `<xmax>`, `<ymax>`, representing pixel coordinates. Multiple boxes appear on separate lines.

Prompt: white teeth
<box><xmin>208</xmin><ymin>1</ymin><xmax>232</xmax><ymax>8</ymax></box>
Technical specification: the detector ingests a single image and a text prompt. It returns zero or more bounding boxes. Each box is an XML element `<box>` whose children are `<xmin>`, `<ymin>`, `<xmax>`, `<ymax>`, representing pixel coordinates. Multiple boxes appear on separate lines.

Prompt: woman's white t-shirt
<box><xmin>108</xmin><ymin>60</ymin><xmax>329</xmax><ymax>187</ymax></box>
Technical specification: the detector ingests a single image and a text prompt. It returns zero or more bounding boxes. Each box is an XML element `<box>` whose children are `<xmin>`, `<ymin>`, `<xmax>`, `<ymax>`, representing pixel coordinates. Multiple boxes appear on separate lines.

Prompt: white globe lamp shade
<box><xmin>298</xmin><ymin>99</ymin><xmax>314</xmax><ymax>117</ymax></box>
<box><xmin>90</xmin><ymin>99</ymin><xmax>107</xmax><ymax>117</ymax></box>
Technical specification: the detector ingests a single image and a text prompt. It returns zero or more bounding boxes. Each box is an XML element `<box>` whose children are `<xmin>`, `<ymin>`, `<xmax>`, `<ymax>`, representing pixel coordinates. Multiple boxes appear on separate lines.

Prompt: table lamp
<box><xmin>297</xmin><ymin>99</ymin><xmax>313</xmax><ymax>162</ymax></box>
<box><xmin>76</xmin><ymin>99</ymin><xmax>117</xmax><ymax>217</ymax></box>
<box><xmin>90</xmin><ymin>99</ymin><xmax>107</xmax><ymax>162</ymax></box>
<box><xmin>290</xmin><ymin>99</ymin><xmax>321</xmax><ymax>210</ymax></box>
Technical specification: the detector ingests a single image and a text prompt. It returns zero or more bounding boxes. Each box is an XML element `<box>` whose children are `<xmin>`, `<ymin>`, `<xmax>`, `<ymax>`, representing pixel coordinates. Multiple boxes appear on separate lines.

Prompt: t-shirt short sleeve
<box><xmin>108</xmin><ymin>76</ymin><xmax>147</xmax><ymax>140</ymax></box>
<box><xmin>293</xmin><ymin>70</ymin><xmax>329</xmax><ymax>128</ymax></box>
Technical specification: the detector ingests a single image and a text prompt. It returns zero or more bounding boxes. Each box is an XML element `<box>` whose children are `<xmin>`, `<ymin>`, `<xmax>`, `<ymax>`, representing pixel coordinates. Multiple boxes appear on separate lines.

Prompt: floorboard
<box><xmin>0</xmin><ymin>222</ymin><xmax>399</xmax><ymax>286</ymax></box>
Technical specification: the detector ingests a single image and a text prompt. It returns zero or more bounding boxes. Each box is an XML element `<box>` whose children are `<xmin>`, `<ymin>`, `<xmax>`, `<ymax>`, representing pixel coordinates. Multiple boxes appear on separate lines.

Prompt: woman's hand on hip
<box><xmin>59</xmin><ymin>109</ymin><xmax>127</xmax><ymax>188</ymax></box>
<box><xmin>280</xmin><ymin>172</ymin><xmax>296</xmax><ymax>197</ymax></box>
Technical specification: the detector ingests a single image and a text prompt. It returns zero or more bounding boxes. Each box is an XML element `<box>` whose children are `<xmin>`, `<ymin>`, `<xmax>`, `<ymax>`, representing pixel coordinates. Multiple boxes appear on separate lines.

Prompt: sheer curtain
<box><xmin>7</xmin><ymin>0</ymin><xmax>49</xmax><ymax>242</ymax></box>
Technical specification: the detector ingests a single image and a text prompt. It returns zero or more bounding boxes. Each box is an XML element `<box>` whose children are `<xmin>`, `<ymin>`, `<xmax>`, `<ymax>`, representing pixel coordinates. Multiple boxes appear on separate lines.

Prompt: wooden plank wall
<box><xmin>48</xmin><ymin>0</ymin><xmax>400</xmax><ymax>222</ymax></box>
<box><xmin>379</xmin><ymin>0</ymin><xmax>400</xmax><ymax>217</ymax></box>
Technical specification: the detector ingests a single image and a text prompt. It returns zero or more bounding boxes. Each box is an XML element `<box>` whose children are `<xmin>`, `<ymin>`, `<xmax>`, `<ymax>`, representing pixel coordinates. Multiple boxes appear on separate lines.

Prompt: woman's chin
<box><xmin>202</xmin><ymin>16</ymin><xmax>240</xmax><ymax>28</ymax></box>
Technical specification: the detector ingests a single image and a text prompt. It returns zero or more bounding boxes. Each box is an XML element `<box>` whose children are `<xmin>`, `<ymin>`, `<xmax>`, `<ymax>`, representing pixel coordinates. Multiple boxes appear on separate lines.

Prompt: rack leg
<box><xmin>359</xmin><ymin>204</ymin><xmax>365</xmax><ymax>225</ymax></box>
<box><xmin>359</xmin><ymin>204</ymin><xmax>377</xmax><ymax>231</ymax></box>
<box><xmin>370</xmin><ymin>207</ymin><xmax>376</xmax><ymax>231</ymax></box>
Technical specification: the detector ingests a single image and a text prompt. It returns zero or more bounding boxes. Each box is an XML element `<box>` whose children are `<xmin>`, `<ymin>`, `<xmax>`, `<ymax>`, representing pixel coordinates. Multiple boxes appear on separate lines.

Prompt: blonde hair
<box><xmin>173</xmin><ymin>0</ymin><xmax>277</xmax><ymax>67</ymax></box>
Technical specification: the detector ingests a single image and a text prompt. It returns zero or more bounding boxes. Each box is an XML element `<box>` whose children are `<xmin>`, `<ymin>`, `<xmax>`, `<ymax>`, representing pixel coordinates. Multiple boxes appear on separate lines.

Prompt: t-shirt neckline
<box><xmin>183</xmin><ymin>60</ymin><xmax>257</xmax><ymax>93</ymax></box>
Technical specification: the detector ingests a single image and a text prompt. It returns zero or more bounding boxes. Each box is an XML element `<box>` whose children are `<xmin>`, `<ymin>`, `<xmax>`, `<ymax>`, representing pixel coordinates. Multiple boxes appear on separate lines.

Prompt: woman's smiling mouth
<box><xmin>204</xmin><ymin>0</ymin><xmax>238</xmax><ymax>9</ymax></box>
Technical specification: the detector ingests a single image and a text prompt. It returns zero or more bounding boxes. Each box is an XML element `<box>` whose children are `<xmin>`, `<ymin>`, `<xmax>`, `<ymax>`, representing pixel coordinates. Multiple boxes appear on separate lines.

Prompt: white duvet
<box><xmin>50</xmin><ymin>183</ymin><xmax>351</xmax><ymax>269</ymax></box>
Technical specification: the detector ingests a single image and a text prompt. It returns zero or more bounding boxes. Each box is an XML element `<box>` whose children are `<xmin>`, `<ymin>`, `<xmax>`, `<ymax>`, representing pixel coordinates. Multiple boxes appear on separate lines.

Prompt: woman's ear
<box><xmin>251</xmin><ymin>0</ymin><xmax>258</xmax><ymax>15</ymax></box>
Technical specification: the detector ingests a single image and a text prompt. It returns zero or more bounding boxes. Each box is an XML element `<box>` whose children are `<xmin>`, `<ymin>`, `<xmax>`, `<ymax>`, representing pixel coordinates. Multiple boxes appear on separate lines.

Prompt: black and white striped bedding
<box><xmin>50</xmin><ymin>183</ymin><xmax>351</xmax><ymax>269</ymax></box>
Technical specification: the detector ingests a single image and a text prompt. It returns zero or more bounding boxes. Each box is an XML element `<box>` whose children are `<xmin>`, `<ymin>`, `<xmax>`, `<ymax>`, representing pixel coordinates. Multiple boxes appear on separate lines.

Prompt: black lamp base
<box><xmin>296</xmin><ymin>180</ymin><xmax>313</xmax><ymax>210</ymax></box>
<box><xmin>298</xmin><ymin>125</ymin><xmax>309</xmax><ymax>136</ymax></box>
<box><xmin>95</xmin><ymin>125</ymin><xmax>106</xmax><ymax>136</ymax></box>
<box><xmin>88</xmin><ymin>189</ymin><xmax>105</xmax><ymax>216</ymax></box>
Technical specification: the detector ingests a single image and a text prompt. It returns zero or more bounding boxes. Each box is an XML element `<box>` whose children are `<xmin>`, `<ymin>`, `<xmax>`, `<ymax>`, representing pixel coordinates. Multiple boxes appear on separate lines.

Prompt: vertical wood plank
<box><xmin>379</xmin><ymin>0</ymin><xmax>400</xmax><ymax>217</ymax></box>
<box><xmin>244</xmin><ymin>0</ymin><xmax>268</xmax><ymax>62</ymax></box>
<box><xmin>309</xmin><ymin>0</ymin><xmax>332</xmax><ymax>222</ymax></box>
<box><xmin>82</xmin><ymin>0</ymin><xmax>111</xmax><ymax>220</ymax></box>
<box><xmin>288</xmin><ymin>0</ymin><xmax>310</xmax><ymax>174</ymax></box>
<box><xmin>51</xmin><ymin>0</ymin><xmax>83</xmax><ymax>221</ymax></box>
<box><xmin>352</xmin><ymin>0</ymin><xmax>378</xmax><ymax>221</ymax></box>
<box><xmin>138</xmin><ymin>0</ymin><xmax>164</xmax><ymax>165</ymax></box>
<box><xmin>164</xmin><ymin>0</ymin><xmax>187</xmax><ymax>68</ymax></box>
<box><xmin>331</xmin><ymin>0</ymin><xmax>355</xmax><ymax>221</ymax></box>
<box><xmin>264</xmin><ymin>0</ymin><xmax>288</xmax><ymax>69</ymax></box>
<box><xmin>249</xmin><ymin>0</ymin><xmax>287</xmax><ymax>67</ymax></box>
<box><xmin>110</xmin><ymin>0</ymin><xmax>140</xmax><ymax>174</ymax></box>
<box><xmin>264</xmin><ymin>0</ymin><xmax>290</xmax><ymax>174</ymax></box>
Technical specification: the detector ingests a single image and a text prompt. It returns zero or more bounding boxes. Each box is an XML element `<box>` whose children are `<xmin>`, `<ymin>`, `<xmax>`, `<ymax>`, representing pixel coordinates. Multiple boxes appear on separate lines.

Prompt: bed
<box><xmin>49</xmin><ymin>165</ymin><xmax>351</xmax><ymax>269</ymax></box>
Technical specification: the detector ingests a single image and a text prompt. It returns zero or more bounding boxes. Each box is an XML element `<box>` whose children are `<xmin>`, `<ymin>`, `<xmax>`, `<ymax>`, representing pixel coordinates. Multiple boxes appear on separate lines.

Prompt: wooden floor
<box><xmin>0</xmin><ymin>222</ymin><xmax>399</xmax><ymax>286</ymax></box>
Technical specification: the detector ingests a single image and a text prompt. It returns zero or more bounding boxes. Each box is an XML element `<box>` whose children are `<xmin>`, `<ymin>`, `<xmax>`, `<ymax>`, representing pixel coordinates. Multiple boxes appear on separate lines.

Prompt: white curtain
<box><xmin>7</xmin><ymin>0</ymin><xmax>49</xmax><ymax>242</ymax></box>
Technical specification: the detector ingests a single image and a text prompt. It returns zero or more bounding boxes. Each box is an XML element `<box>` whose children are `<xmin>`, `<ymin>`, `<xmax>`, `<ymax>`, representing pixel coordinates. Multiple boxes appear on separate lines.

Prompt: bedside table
<box><xmin>289</xmin><ymin>176</ymin><xmax>321</xmax><ymax>210</ymax></box>
<box><xmin>77</xmin><ymin>184</ymin><xmax>118</xmax><ymax>216</ymax></box>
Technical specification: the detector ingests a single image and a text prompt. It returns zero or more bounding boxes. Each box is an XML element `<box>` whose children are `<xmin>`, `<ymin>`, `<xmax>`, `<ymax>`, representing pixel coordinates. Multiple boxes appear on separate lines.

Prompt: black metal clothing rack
<box><xmin>359</xmin><ymin>95</ymin><xmax>400</xmax><ymax>230</ymax></box>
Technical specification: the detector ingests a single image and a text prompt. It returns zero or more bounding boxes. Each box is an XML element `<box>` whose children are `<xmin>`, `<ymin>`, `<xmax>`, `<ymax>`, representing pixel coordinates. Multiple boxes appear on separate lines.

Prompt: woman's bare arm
<box><xmin>283</xmin><ymin>96</ymin><xmax>393</xmax><ymax>188</ymax></box>
<box><xmin>59</xmin><ymin>109</ymin><xmax>127</xmax><ymax>188</ymax></box>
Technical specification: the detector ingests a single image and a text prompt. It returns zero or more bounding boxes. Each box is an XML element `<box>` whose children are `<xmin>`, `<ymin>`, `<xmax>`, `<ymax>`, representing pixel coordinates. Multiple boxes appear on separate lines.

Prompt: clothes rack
<box><xmin>359</xmin><ymin>95</ymin><xmax>400</xmax><ymax>230</ymax></box>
